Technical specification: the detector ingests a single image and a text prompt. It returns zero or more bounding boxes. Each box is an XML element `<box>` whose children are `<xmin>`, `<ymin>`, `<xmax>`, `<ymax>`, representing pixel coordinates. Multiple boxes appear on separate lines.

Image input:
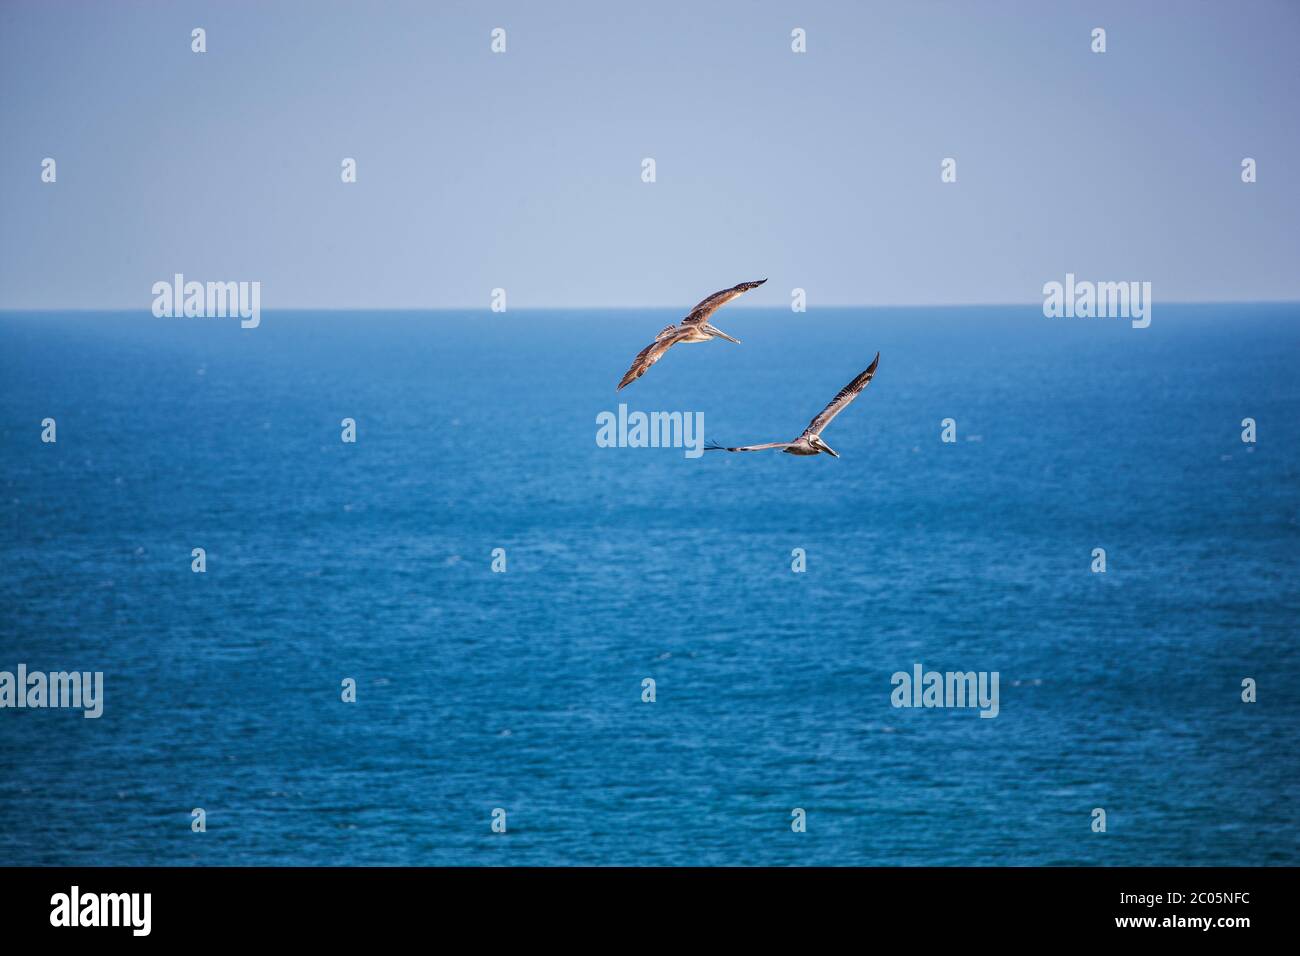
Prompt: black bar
<box><xmin>0</xmin><ymin>866</ymin><xmax>1275</xmax><ymax>940</ymax></box>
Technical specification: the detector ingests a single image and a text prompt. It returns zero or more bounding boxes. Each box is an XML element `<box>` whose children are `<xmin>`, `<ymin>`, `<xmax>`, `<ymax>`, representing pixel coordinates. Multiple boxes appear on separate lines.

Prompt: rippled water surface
<box><xmin>1</xmin><ymin>305</ymin><xmax>1297</xmax><ymax>865</ymax></box>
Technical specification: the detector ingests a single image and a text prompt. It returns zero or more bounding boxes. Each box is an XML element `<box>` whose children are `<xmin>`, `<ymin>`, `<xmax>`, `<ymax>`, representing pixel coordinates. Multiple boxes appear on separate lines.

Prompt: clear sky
<box><xmin>1</xmin><ymin>0</ymin><xmax>1297</xmax><ymax>309</ymax></box>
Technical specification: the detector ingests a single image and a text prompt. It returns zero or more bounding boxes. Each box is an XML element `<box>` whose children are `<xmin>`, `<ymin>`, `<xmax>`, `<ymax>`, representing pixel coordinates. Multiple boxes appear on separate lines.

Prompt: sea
<box><xmin>1</xmin><ymin>304</ymin><xmax>1297</xmax><ymax>865</ymax></box>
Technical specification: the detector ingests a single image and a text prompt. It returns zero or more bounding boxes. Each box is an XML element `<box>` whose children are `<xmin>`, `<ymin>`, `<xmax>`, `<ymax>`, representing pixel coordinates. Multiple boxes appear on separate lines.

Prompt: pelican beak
<box><xmin>710</xmin><ymin>326</ymin><xmax>741</xmax><ymax>344</ymax></box>
<box><xmin>816</xmin><ymin>439</ymin><xmax>839</xmax><ymax>458</ymax></box>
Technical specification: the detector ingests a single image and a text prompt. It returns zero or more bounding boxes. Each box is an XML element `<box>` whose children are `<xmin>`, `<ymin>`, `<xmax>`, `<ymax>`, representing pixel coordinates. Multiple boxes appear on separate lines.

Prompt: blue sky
<box><xmin>1</xmin><ymin>0</ymin><xmax>1297</xmax><ymax>309</ymax></box>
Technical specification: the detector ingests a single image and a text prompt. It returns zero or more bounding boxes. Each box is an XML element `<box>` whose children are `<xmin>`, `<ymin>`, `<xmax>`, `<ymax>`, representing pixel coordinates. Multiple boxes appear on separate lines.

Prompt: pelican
<box><xmin>617</xmin><ymin>279</ymin><xmax>766</xmax><ymax>390</ymax></box>
<box><xmin>706</xmin><ymin>353</ymin><xmax>880</xmax><ymax>458</ymax></box>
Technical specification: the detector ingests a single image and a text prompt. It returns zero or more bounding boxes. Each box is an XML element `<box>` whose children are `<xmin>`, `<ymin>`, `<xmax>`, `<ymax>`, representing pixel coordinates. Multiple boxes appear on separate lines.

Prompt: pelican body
<box><xmin>617</xmin><ymin>279</ymin><xmax>766</xmax><ymax>390</ymax></box>
<box><xmin>706</xmin><ymin>353</ymin><xmax>880</xmax><ymax>459</ymax></box>
<box><xmin>774</xmin><ymin>433</ymin><xmax>840</xmax><ymax>457</ymax></box>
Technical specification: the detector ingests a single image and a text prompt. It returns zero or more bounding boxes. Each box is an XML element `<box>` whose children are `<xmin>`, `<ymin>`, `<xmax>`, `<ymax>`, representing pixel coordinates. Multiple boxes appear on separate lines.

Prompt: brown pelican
<box><xmin>617</xmin><ymin>279</ymin><xmax>766</xmax><ymax>390</ymax></box>
<box><xmin>706</xmin><ymin>353</ymin><xmax>880</xmax><ymax>458</ymax></box>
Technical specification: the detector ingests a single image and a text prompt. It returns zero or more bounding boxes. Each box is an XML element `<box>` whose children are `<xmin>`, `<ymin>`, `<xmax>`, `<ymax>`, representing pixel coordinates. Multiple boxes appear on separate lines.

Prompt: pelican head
<box><xmin>810</xmin><ymin>435</ymin><xmax>839</xmax><ymax>458</ymax></box>
<box><xmin>703</xmin><ymin>324</ymin><xmax>741</xmax><ymax>344</ymax></box>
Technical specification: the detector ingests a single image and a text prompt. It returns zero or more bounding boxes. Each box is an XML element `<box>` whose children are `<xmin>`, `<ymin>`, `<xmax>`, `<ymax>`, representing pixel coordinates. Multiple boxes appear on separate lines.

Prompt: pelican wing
<box><xmin>804</xmin><ymin>353</ymin><xmax>880</xmax><ymax>436</ymax></box>
<box><xmin>681</xmin><ymin>279</ymin><xmax>767</xmax><ymax>326</ymax></box>
<box><xmin>705</xmin><ymin>440</ymin><xmax>792</xmax><ymax>453</ymax></box>
<box><xmin>617</xmin><ymin>327</ymin><xmax>693</xmax><ymax>390</ymax></box>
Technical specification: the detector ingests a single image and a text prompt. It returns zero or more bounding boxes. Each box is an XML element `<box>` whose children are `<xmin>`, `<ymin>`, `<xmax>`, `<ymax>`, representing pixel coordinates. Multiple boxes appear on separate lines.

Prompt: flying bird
<box><xmin>706</xmin><ymin>353</ymin><xmax>880</xmax><ymax>458</ymax></box>
<box><xmin>617</xmin><ymin>279</ymin><xmax>767</xmax><ymax>390</ymax></box>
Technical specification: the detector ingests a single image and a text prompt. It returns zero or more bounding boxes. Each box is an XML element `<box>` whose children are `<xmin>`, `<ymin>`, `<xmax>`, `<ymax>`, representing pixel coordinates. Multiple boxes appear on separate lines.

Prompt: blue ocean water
<box><xmin>0</xmin><ymin>304</ymin><xmax>1297</xmax><ymax>866</ymax></box>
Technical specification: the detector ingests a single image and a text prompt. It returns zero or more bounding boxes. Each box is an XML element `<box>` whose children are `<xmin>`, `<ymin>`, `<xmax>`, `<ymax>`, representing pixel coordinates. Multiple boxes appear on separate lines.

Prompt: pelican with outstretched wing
<box><xmin>617</xmin><ymin>279</ymin><xmax>766</xmax><ymax>390</ymax></box>
<box><xmin>706</xmin><ymin>353</ymin><xmax>880</xmax><ymax>458</ymax></box>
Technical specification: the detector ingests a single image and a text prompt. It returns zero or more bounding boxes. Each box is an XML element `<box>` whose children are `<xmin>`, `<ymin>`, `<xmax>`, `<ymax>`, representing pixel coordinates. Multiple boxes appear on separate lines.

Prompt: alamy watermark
<box><xmin>891</xmin><ymin>663</ymin><xmax>999</xmax><ymax>718</ymax></box>
<box><xmin>1043</xmin><ymin>273</ymin><xmax>1151</xmax><ymax>328</ymax></box>
<box><xmin>152</xmin><ymin>274</ymin><xmax>261</xmax><ymax>328</ymax></box>
<box><xmin>0</xmin><ymin>664</ymin><xmax>103</xmax><ymax>718</ymax></box>
<box><xmin>596</xmin><ymin>405</ymin><xmax>705</xmax><ymax>459</ymax></box>
<box><xmin>50</xmin><ymin>886</ymin><xmax>150</xmax><ymax>936</ymax></box>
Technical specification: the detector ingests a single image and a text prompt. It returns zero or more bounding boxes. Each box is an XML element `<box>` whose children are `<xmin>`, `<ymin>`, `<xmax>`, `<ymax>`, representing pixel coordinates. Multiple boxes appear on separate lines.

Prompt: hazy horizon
<box><xmin>3</xmin><ymin>296</ymin><xmax>1298</xmax><ymax>315</ymax></box>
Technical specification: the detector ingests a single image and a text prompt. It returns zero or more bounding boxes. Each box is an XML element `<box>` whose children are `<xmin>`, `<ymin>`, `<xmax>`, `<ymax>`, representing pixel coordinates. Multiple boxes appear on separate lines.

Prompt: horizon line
<box><xmin>2</xmin><ymin>298</ymin><xmax>1299</xmax><ymax>315</ymax></box>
